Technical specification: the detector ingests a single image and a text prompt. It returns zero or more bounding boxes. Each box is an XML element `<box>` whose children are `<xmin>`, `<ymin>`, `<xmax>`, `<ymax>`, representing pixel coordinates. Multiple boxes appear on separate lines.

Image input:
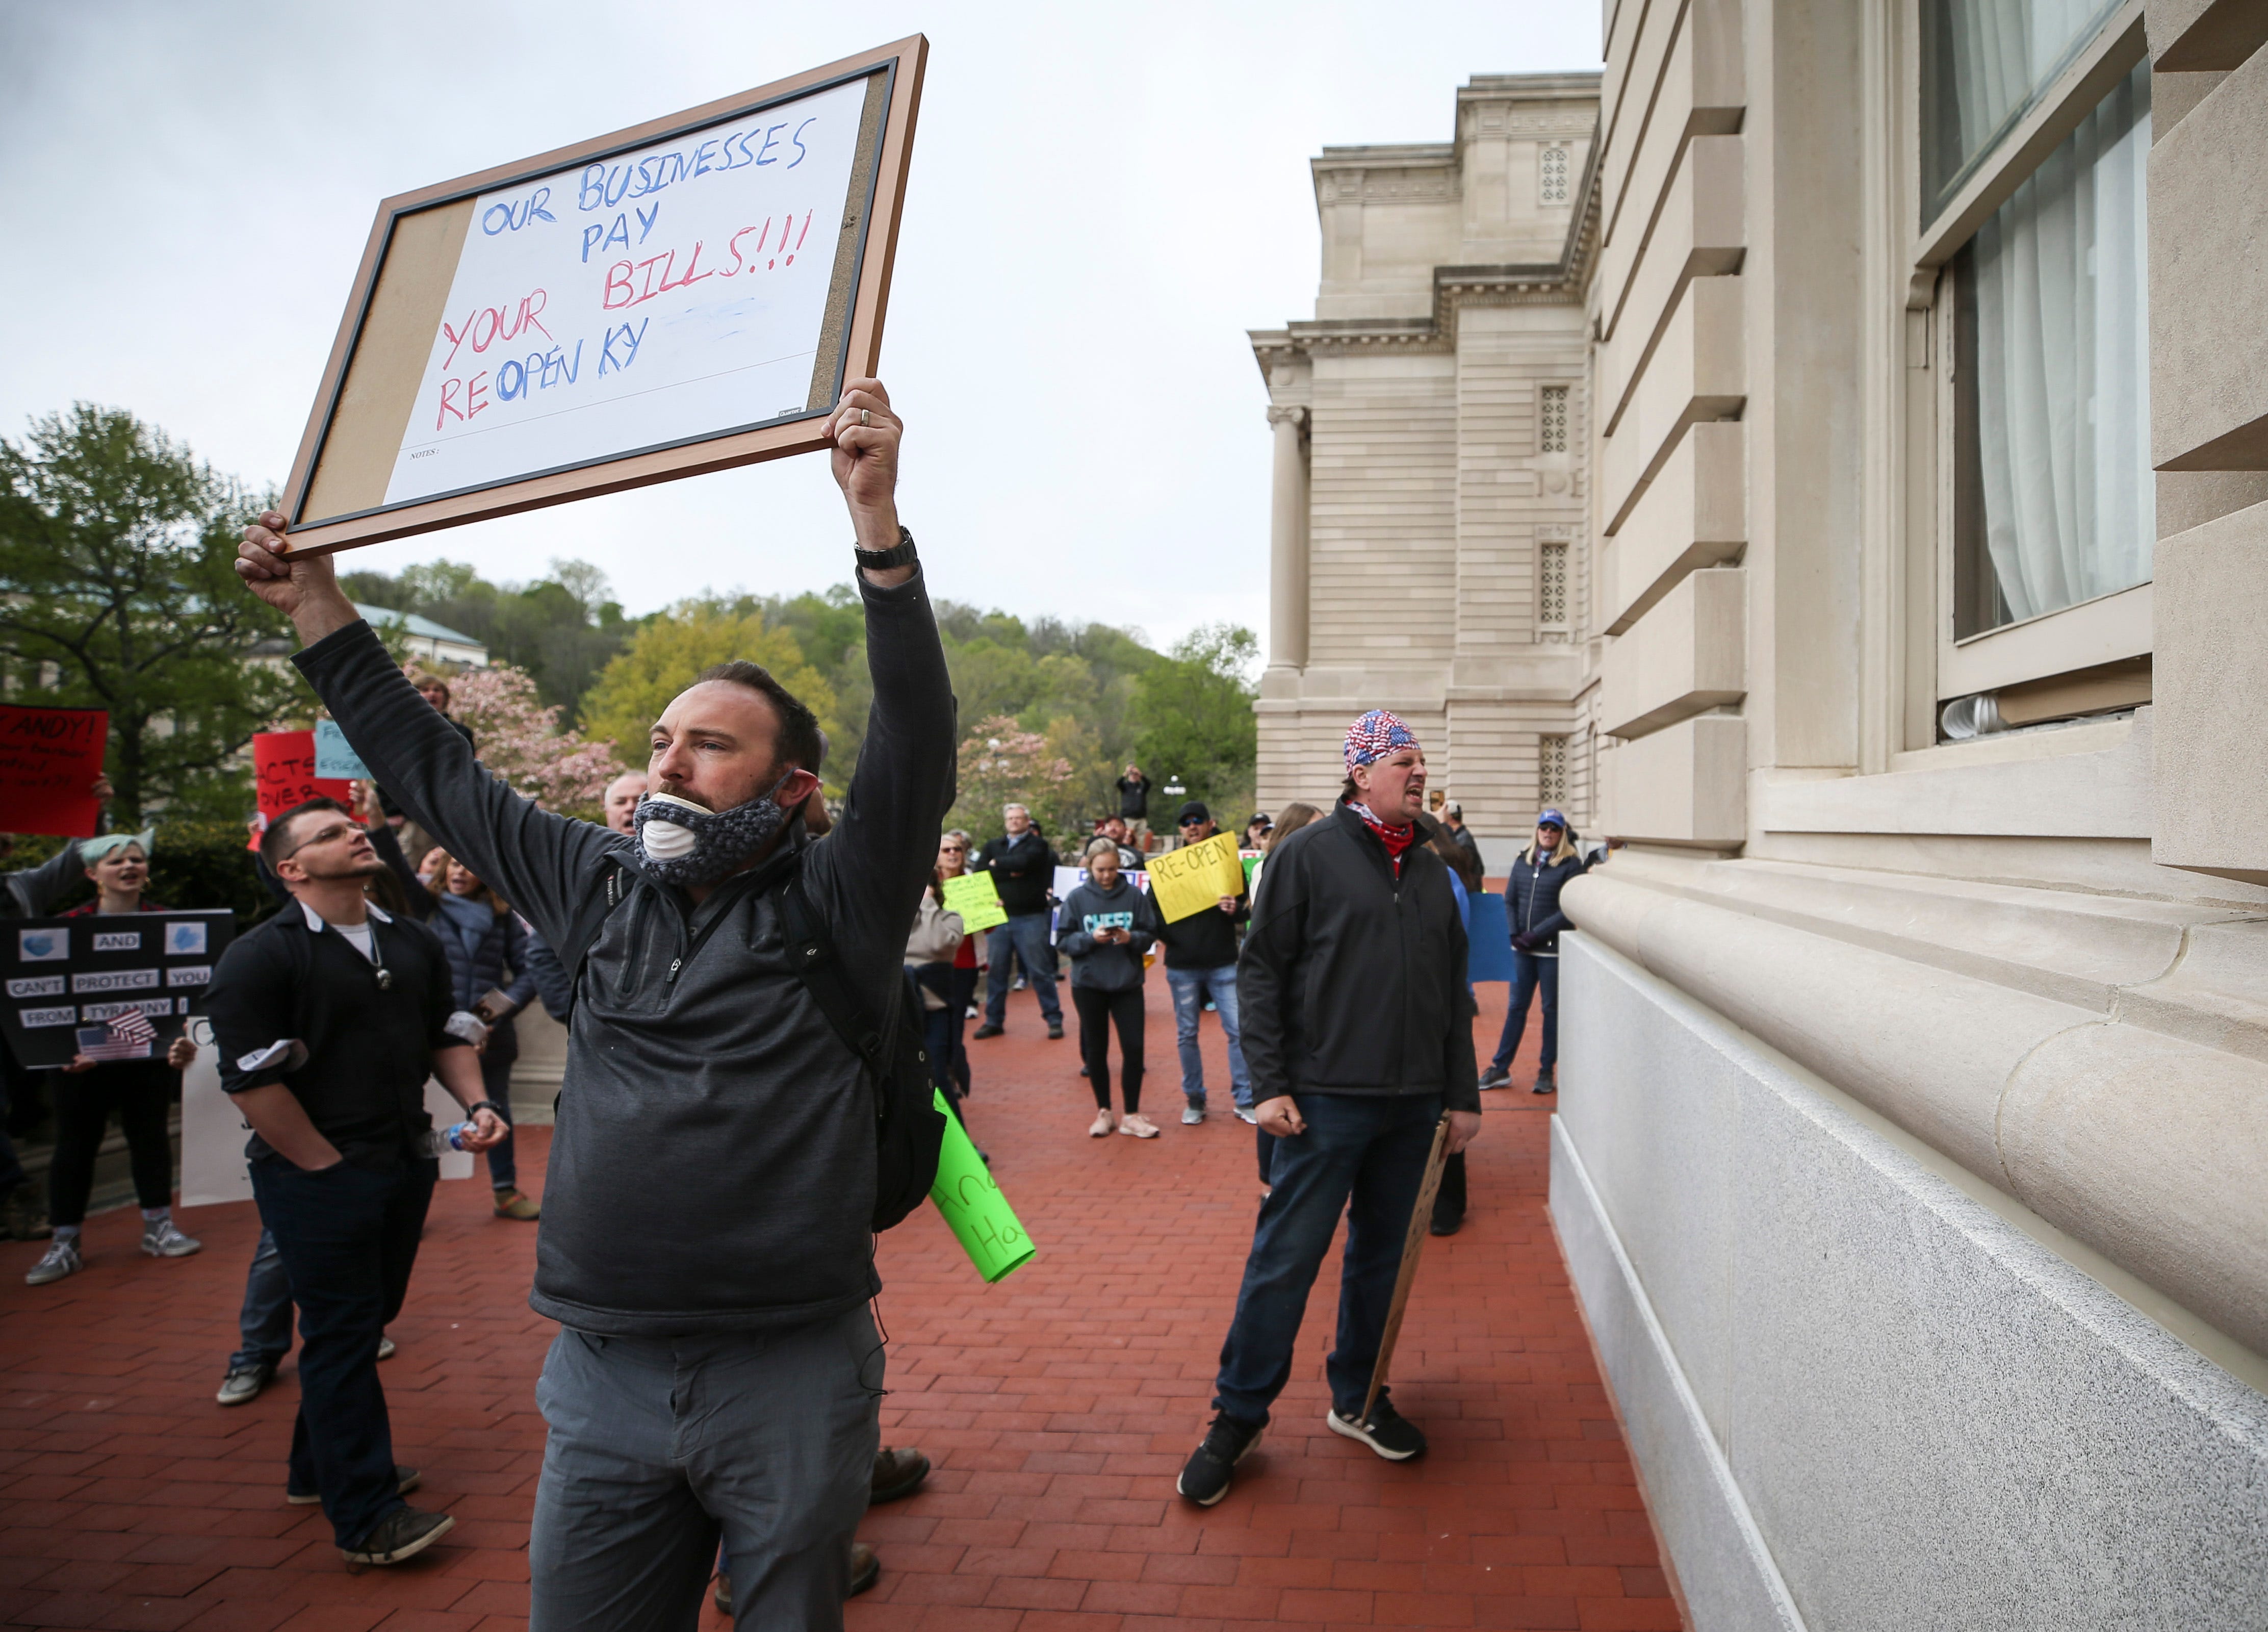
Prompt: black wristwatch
<box><xmin>468</xmin><ymin>1100</ymin><xmax>507</xmax><ymax>1120</ymax></box>
<box><xmin>854</xmin><ymin>525</ymin><xmax>918</xmax><ymax>572</ymax></box>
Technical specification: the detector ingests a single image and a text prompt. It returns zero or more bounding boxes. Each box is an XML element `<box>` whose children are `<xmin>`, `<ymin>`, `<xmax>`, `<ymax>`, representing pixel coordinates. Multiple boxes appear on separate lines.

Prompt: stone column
<box><xmin>1267</xmin><ymin>405</ymin><xmax>1310</xmax><ymax>671</ymax></box>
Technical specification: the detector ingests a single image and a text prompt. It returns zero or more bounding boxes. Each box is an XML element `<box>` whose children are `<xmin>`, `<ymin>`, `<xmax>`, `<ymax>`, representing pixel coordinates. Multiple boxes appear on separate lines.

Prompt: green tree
<box><xmin>0</xmin><ymin>405</ymin><xmax>297</xmax><ymax>826</ymax></box>
<box><xmin>338</xmin><ymin>555</ymin><xmax>635</xmax><ymax>709</ymax></box>
<box><xmin>1131</xmin><ymin>624</ymin><xmax>1260</xmax><ymax>821</ymax></box>
<box><xmin>579</xmin><ymin>601</ymin><xmax>841</xmax><ymax>778</ymax></box>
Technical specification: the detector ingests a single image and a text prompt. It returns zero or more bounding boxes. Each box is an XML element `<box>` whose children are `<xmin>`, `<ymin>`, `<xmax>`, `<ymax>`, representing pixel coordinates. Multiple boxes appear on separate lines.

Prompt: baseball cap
<box><xmin>1176</xmin><ymin>800</ymin><xmax>1211</xmax><ymax>825</ymax></box>
<box><xmin>1536</xmin><ymin>807</ymin><xmax>1567</xmax><ymax>829</ymax></box>
<box><xmin>1443</xmin><ymin>800</ymin><xmax>1462</xmax><ymax>817</ymax></box>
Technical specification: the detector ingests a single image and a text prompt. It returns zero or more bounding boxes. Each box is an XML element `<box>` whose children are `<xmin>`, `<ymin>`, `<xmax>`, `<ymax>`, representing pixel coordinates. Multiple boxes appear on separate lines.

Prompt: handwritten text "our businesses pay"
<box><xmin>426</xmin><ymin>112</ymin><xmax>828</xmax><ymax>437</ymax></box>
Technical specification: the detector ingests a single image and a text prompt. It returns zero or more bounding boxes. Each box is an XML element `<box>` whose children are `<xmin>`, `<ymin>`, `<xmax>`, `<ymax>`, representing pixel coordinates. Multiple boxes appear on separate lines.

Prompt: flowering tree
<box><xmin>435</xmin><ymin>664</ymin><xmax>618</xmax><ymax>817</ymax></box>
<box><xmin>950</xmin><ymin>713</ymin><xmax>1079</xmax><ymax>842</ymax></box>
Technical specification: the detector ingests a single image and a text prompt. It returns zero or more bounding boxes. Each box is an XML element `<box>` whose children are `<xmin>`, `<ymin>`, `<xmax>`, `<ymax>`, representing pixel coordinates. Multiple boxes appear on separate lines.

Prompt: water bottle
<box><xmin>419</xmin><ymin>1121</ymin><xmax>472</xmax><ymax>1158</ymax></box>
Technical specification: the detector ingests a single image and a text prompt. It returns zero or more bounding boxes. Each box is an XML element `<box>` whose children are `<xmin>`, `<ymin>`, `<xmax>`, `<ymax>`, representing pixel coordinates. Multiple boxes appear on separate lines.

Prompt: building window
<box><xmin>1538</xmin><ymin>385</ymin><xmax>1568</xmax><ymax>453</ymax></box>
<box><xmin>1538</xmin><ymin>538</ymin><xmax>1570</xmax><ymax>635</ymax></box>
<box><xmin>1920</xmin><ymin>0</ymin><xmax>2125</xmax><ymax>221</ymax></box>
<box><xmin>1948</xmin><ymin>59</ymin><xmax>2151</xmax><ymax>639</ymax></box>
<box><xmin>1538</xmin><ymin>735</ymin><xmax>1568</xmax><ymax>806</ymax></box>
<box><xmin>1538</xmin><ymin>144</ymin><xmax>1570</xmax><ymax>206</ymax></box>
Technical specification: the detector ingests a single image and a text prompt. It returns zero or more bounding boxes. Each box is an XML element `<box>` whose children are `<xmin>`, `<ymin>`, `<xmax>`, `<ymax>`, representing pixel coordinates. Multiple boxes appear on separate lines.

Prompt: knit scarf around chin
<box><xmin>1347</xmin><ymin>800</ymin><xmax>1416</xmax><ymax>875</ymax></box>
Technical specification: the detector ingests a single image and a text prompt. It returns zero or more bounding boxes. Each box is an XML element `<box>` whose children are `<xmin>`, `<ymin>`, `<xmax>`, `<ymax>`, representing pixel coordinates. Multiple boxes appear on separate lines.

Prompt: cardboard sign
<box><xmin>282</xmin><ymin>37</ymin><xmax>926</xmax><ymax>556</ymax></box>
<box><xmin>313</xmin><ymin>720</ymin><xmax>371</xmax><ymax>781</ymax></box>
<box><xmin>0</xmin><ymin>706</ymin><xmax>108</xmax><ymax>838</ymax></box>
<box><xmin>1146</xmin><ymin>831</ymin><xmax>1248</xmax><ymax>924</ymax></box>
<box><xmin>941</xmin><ymin>871</ymin><xmax>1009</xmax><ymax>934</ymax></box>
<box><xmin>0</xmin><ymin>910</ymin><xmax>235</xmax><ymax>1068</ymax></box>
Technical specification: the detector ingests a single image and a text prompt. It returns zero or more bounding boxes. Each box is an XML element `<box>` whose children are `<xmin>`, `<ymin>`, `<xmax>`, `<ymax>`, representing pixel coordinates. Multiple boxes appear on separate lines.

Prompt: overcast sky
<box><xmin>1</xmin><ymin>2</ymin><xmax>1599</xmax><ymax>657</ymax></box>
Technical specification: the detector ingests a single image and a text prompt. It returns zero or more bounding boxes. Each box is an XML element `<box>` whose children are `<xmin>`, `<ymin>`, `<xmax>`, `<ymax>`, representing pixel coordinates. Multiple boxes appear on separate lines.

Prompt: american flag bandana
<box><xmin>1344</xmin><ymin>709</ymin><xmax>1419</xmax><ymax>775</ymax></box>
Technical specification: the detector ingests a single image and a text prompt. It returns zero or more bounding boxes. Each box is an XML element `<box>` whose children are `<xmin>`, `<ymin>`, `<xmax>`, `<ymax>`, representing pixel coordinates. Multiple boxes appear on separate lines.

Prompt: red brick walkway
<box><xmin>1</xmin><ymin>981</ymin><xmax>1682</xmax><ymax>1631</ymax></box>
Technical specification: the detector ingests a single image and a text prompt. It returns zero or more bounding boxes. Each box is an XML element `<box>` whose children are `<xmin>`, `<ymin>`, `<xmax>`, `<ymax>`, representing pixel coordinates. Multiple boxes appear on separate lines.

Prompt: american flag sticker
<box><xmin>75</xmin><ymin>1011</ymin><xmax>157</xmax><ymax>1061</ymax></box>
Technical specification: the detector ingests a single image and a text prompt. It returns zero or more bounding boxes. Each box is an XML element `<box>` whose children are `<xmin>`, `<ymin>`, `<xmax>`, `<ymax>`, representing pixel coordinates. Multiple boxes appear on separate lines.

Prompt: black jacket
<box><xmin>1237</xmin><ymin>804</ymin><xmax>1478</xmax><ymax>1112</ymax></box>
<box><xmin>1116</xmin><ymin>775</ymin><xmax>1150</xmax><ymax>820</ymax></box>
<box><xmin>207</xmin><ymin>902</ymin><xmax>460</xmax><ymax>1171</ymax></box>
<box><xmin>1055</xmin><ymin>879</ymin><xmax>1160</xmax><ymax>991</ymax></box>
<box><xmin>971</xmin><ymin>830</ymin><xmax>1055</xmax><ymax>916</ymax></box>
<box><xmin>1157</xmin><ymin>879</ymin><xmax>1248</xmax><ymax>971</ymax></box>
<box><xmin>294</xmin><ymin>570</ymin><xmax>957</xmax><ymax>1336</ymax></box>
<box><xmin>1504</xmin><ymin>843</ymin><xmax>1587</xmax><ymax>953</ymax></box>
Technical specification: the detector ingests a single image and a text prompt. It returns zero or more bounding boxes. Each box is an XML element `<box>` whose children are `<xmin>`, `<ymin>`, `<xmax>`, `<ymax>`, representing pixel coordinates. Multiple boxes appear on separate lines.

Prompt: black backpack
<box><xmin>555</xmin><ymin>854</ymin><xmax>946</xmax><ymax>1232</ymax></box>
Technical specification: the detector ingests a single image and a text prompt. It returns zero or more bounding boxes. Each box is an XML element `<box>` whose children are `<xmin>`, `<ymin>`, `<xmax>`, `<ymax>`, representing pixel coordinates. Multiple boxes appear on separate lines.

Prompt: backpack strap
<box><xmin>773</xmin><ymin>864</ymin><xmax>892</xmax><ymax>1078</ymax></box>
<box><xmin>558</xmin><ymin>859</ymin><xmax>631</xmax><ymax>997</ymax></box>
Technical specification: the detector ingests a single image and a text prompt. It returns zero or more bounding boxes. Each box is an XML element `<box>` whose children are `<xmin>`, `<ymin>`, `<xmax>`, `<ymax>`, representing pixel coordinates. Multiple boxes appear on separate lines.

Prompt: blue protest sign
<box><xmin>314</xmin><ymin>720</ymin><xmax>371</xmax><ymax>781</ymax></box>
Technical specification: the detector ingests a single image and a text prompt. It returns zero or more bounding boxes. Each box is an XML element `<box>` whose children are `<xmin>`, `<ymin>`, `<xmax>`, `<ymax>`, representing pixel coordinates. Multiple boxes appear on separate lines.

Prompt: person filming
<box><xmin>1057</xmin><ymin>838</ymin><xmax>1163</xmax><ymax>1139</ymax></box>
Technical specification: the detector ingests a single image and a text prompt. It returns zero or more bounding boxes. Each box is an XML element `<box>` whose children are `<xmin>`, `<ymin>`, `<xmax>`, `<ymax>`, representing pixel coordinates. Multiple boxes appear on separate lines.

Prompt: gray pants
<box><xmin>529</xmin><ymin>1306</ymin><xmax>883</xmax><ymax>1632</ymax></box>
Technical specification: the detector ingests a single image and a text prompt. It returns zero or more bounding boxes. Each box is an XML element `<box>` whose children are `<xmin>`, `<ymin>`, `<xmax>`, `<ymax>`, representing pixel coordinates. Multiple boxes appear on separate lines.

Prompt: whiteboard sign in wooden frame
<box><xmin>281</xmin><ymin>35</ymin><xmax>926</xmax><ymax>555</ymax></box>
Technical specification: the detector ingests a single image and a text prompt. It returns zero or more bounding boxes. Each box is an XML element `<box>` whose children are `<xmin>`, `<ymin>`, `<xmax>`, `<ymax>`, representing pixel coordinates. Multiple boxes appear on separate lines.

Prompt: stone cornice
<box><xmin>1252</xmin><ymin>119</ymin><xmax>1603</xmax><ymax>381</ymax></box>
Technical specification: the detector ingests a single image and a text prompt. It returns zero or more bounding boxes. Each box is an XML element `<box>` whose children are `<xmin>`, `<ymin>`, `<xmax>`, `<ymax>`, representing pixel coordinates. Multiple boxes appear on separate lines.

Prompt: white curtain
<box><xmin>1969</xmin><ymin>60</ymin><xmax>2153</xmax><ymax>626</ymax></box>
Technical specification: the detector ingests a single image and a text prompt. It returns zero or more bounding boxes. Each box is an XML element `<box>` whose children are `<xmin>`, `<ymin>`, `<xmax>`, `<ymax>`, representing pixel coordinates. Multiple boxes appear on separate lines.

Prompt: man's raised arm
<box><xmin>802</xmin><ymin>379</ymin><xmax>957</xmax><ymax>983</ymax></box>
<box><xmin>234</xmin><ymin>522</ymin><xmax>614</xmax><ymax>942</ymax></box>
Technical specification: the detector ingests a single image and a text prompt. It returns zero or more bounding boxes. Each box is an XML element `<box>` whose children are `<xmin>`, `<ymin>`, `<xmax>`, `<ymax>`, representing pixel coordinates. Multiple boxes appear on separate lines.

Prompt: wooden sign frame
<box><xmin>280</xmin><ymin>35</ymin><xmax>926</xmax><ymax>556</ymax></box>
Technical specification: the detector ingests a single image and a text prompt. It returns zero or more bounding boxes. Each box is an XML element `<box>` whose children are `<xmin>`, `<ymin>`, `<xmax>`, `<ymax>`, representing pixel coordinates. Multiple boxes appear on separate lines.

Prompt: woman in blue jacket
<box><xmin>1056</xmin><ymin>839</ymin><xmax>1164</xmax><ymax>1139</ymax></box>
<box><xmin>1483</xmin><ymin>808</ymin><xmax>1588</xmax><ymax>1096</ymax></box>
<box><xmin>426</xmin><ymin>855</ymin><xmax>540</xmax><ymax>1219</ymax></box>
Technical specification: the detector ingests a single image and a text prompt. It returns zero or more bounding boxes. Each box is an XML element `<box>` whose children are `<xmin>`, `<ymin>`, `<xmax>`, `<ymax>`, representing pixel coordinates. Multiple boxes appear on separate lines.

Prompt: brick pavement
<box><xmin>0</xmin><ymin>979</ymin><xmax>1683</xmax><ymax>1631</ymax></box>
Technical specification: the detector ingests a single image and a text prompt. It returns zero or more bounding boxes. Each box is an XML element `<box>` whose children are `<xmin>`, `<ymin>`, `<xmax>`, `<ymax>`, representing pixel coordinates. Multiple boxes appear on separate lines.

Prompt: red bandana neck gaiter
<box><xmin>1348</xmin><ymin>801</ymin><xmax>1418</xmax><ymax>877</ymax></box>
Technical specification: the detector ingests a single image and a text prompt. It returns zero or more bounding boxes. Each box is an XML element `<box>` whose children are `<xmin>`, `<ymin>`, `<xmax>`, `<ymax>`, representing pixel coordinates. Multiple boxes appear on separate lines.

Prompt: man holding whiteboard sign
<box><xmin>236</xmin><ymin>378</ymin><xmax>953</xmax><ymax>1630</ymax></box>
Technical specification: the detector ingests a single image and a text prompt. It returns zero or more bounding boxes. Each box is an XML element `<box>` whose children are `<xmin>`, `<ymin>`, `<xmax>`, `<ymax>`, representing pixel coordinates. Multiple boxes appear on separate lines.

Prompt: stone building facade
<box><xmin>1261</xmin><ymin>5</ymin><xmax>2268</xmax><ymax>1625</ymax></box>
<box><xmin>1251</xmin><ymin>74</ymin><xmax>1603</xmax><ymax>865</ymax></box>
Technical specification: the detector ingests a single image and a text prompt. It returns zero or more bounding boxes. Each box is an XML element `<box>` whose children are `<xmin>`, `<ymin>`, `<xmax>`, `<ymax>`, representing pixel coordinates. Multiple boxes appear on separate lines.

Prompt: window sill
<box><xmin>1939</xmin><ymin>581</ymin><xmax>2151</xmax><ymax>697</ymax></box>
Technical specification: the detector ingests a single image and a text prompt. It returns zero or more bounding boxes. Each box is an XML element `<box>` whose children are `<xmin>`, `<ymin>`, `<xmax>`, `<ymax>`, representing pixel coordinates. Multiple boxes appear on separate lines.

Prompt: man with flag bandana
<box><xmin>1176</xmin><ymin>710</ymin><xmax>1482</xmax><ymax>1506</ymax></box>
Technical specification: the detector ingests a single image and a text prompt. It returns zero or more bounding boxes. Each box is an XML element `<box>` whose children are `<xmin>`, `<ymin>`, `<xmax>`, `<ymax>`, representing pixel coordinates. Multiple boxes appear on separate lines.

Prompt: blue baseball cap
<box><xmin>1536</xmin><ymin>808</ymin><xmax>1567</xmax><ymax>829</ymax></box>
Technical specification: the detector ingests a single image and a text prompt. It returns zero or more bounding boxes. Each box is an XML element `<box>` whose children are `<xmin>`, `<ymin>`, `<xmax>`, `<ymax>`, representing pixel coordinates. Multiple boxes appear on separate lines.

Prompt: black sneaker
<box><xmin>1326</xmin><ymin>1396</ymin><xmax>1428</xmax><ymax>1461</ymax></box>
<box><xmin>1176</xmin><ymin>1412</ymin><xmax>1264</xmax><ymax>1507</ymax></box>
<box><xmin>1429</xmin><ymin>1212</ymin><xmax>1463</xmax><ymax>1238</ymax></box>
<box><xmin>1478</xmin><ymin>1067</ymin><xmax>1512</xmax><ymax>1091</ymax></box>
<box><xmin>1532</xmin><ymin>1069</ymin><xmax>1557</xmax><ymax>1096</ymax></box>
<box><xmin>339</xmin><ymin>1506</ymin><xmax>453</xmax><ymax>1565</ymax></box>
<box><xmin>291</xmin><ymin>1465</ymin><xmax>421</xmax><ymax>1506</ymax></box>
<box><xmin>973</xmin><ymin>1024</ymin><xmax>1004</xmax><ymax>1039</ymax></box>
<box><xmin>1046</xmin><ymin>1020</ymin><xmax>1064</xmax><ymax>1040</ymax></box>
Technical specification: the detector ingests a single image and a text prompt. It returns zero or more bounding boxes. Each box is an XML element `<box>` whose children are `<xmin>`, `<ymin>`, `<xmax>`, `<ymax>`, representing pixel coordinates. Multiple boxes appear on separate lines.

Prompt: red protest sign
<box><xmin>0</xmin><ymin>706</ymin><xmax>109</xmax><ymax>837</ymax></box>
<box><xmin>252</xmin><ymin>731</ymin><xmax>354</xmax><ymax>827</ymax></box>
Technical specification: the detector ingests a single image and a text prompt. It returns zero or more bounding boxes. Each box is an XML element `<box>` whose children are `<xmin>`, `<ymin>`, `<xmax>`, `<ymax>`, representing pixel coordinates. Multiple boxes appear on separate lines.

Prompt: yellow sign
<box><xmin>1147</xmin><ymin>831</ymin><xmax>1247</xmax><ymax>924</ymax></box>
<box><xmin>941</xmin><ymin>871</ymin><xmax>1009</xmax><ymax>933</ymax></box>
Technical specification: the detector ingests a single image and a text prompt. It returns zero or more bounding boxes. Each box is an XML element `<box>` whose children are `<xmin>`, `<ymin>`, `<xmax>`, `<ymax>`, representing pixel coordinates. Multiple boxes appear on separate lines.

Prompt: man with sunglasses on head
<box><xmin>204</xmin><ymin>797</ymin><xmax>507</xmax><ymax>1567</ymax></box>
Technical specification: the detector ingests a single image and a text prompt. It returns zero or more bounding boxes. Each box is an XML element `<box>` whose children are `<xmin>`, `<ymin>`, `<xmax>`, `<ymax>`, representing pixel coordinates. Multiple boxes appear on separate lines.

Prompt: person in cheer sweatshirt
<box><xmin>1056</xmin><ymin>839</ymin><xmax>1164</xmax><ymax>1140</ymax></box>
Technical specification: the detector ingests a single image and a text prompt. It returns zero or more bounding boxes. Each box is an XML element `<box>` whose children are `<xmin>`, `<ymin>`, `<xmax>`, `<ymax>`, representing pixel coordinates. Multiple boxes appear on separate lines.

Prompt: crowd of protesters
<box><xmin>2</xmin><ymin>369</ymin><xmax>1606</xmax><ymax>1626</ymax></box>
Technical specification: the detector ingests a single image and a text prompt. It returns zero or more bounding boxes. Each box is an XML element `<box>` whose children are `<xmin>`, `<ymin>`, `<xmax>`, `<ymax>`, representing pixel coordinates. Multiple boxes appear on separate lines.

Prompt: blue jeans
<box><xmin>1214</xmin><ymin>1091</ymin><xmax>1443</xmax><ymax>1425</ymax></box>
<box><xmin>1491</xmin><ymin>952</ymin><xmax>1559</xmax><ymax>1074</ymax></box>
<box><xmin>983</xmin><ymin>914</ymin><xmax>1062</xmax><ymax>1029</ymax></box>
<box><xmin>250</xmin><ymin>1157</ymin><xmax>435</xmax><ymax>1548</ymax></box>
<box><xmin>531</xmin><ymin>1308</ymin><xmax>882</xmax><ymax>1631</ymax></box>
<box><xmin>1166</xmin><ymin>964</ymin><xmax>1249</xmax><ymax>1106</ymax></box>
<box><xmin>231</xmin><ymin>1226</ymin><xmax>294</xmax><ymax>1372</ymax></box>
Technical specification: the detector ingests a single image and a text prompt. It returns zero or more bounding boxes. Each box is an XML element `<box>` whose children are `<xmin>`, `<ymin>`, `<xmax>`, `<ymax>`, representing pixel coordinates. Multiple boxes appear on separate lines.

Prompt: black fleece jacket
<box><xmin>971</xmin><ymin>829</ymin><xmax>1056</xmax><ymax>916</ymax></box>
<box><xmin>293</xmin><ymin>570</ymin><xmax>956</xmax><ymax>1336</ymax></box>
<box><xmin>1236</xmin><ymin>804</ymin><xmax>1479</xmax><ymax>1112</ymax></box>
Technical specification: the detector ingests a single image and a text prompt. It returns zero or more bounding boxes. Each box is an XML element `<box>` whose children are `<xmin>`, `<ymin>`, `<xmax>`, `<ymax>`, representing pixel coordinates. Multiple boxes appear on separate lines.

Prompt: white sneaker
<box><xmin>1233</xmin><ymin>1106</ymin><xmax>1258</xmax><ymax>1125</ymax></box>
<box><xmin>1180</xmin><ymin>1103</ymin><xmax>1204</xmax><ymax>1126</ymax></box>
<box><xmin>1089</xmin><ymin>1109</ymin><xmax>1116</xmax><ymax>1137</ymax></box>
<box><xmin>142</xmin><ymin>1219</ymin><xmax>202</xmax><ymax>1258</ymax></box>
<box><xmin>26</xmin><ymin>1237</ymin><xmax>82</xmax><ymax>1285</ymax></box>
